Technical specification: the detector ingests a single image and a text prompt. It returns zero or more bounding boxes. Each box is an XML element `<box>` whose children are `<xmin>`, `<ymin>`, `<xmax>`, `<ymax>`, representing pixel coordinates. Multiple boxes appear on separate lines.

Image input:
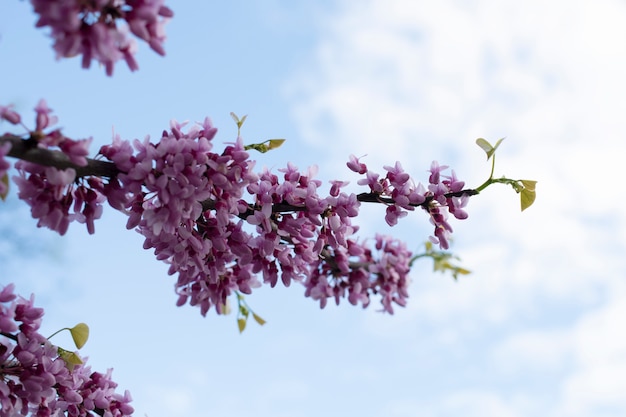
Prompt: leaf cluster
<box><xmin>231</xmin><ymin>112</ymin><xmax>286</xmax><ymax>154</ymax></box>
<box><xmin>411</xmin><ymin>241</ymin><xmax>471</xmax><ymax>280</ymax></box>
<box><xmin>48</xmin><ymin>323</ymin><xmax>90</xmax><ymax>369</ymax></box>
<box><xmin>225</xmin><ymin>292</ymin><xmax>266</xmax><ymax>333</ymax></box>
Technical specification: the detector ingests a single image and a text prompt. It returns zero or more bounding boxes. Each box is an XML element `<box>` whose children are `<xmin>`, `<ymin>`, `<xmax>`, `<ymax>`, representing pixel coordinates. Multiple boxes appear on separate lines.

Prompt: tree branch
<box><xmin>2</xmin><ymin>134</ymin><xmax>478</xmax><ymax>216</ymax></box>
<box><xmin>1</xmin><ymin>135</ymin><xmax>119</xmax><ymax>178</ymax></box>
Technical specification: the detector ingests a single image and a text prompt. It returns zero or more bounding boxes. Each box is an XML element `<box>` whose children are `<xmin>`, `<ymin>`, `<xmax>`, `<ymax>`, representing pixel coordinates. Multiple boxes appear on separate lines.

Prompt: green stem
<box><xmin>474</xmin><ymin>154</ymin><xmax>497</xmax><ymax>193</ymax></box>
<box><xmin>47</xmin><ymin>327</ymin><xmax>69</xmax><ymax>340</ymax></box>
<box><xmin>408</xmin><ymin>252</ymin><xmax>430</xmax><ymax>266</ymax></box>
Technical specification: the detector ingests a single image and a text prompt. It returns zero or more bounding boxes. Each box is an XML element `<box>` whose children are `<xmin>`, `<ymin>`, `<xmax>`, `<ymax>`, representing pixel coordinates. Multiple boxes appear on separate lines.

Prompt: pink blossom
<box><xmin>30</xmin><ymin>0</ymin><xmax>173</xmax><ymax>75</ymax></box>
<box><xmin>0</xmin><ymin>284</ymin><xmax>133</xmax><ymax>416</ymax></box>
<box><xmin>13</xmin><ymin>162</ymin><xmax>104</xmax><ymax>236</ymax></box>
<box><xmin>385</xmin><ymin>204</ymin><xmax>408</xmax><ymax>226</ymax></box>
<box><xmin>33</xmin><ymin>99</ymin><xmax>57</xmax><ymax>132</ymax></box>
<box><xmin>347</xmin><ymin>154</ymin><xmax>367</xmax><ymax>174</ymax></box>
<box><xmin>428</xmin><ymin>160</ymin><xmax>449</xmax><ymax>185</ymax></box>
<box><xmin>357</xmin><ymin>170</ymin><xmax>386</xmax><ymax>194</ymax></box>
<box><xmin>58</xmin><ymin>137</ymin><xmax>92</xmax><ymax>167</ymax></box>
<box><xmin>348</xmin><ymin>155</ymin><xmax>471</xmax><ymax>250</ymax></box>
<box><xmin>0</xmin><ymin>104</ymin><xmax>21</xmax><ymax>125</ymax></box>
<box><xmin>329</xmin><ymin>179</ymin><xmax>349</xmax><ymax>197</ymax></box>
<box><xmin>443</xmin><ymin>169</ymin><xmax>465</xmax><ymax>193</ymax></box>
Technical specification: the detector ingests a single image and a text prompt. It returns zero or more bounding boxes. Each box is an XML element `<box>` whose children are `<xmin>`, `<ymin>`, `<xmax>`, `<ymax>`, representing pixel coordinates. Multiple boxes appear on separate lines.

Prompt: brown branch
<box><xmin>356</xmin><ymin>189</ymin><xmax>478</xmax><ymax>206</ymax></box>
<box><xmin>0</xmin><ymin>331</ymin><xmax>18</xmax><ymax>341</ymax></box>
<box><xmin>2</xmin><ymin>134</ymin><xmax>478</xmax><ymax>216</ymax></box>
<box><xmin>1</xmin><ymin>135</ymin><xmax>119</xmax><ymax>178</ymax></box>
<box><xmin>201</xmin><ymin>189</ymin><xmax>479</xmax><ymax>225</ymax></box>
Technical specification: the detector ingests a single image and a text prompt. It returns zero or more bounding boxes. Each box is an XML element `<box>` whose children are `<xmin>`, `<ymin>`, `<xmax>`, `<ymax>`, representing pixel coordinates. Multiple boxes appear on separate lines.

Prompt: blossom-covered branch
<box><xmin>0</xmin><ymin>101</ymin><xmax>478</xmax><ymax>315</ymax></box>
<box><xmin>1</xmin><ymin>1</ymin><xmax>535</xmax><ymax>321</ymax></box>
<box><xmin>0</xmin><ymin>134</ymin><xmax>478</xmax><ymax>217</ymax></box>
<box><xmin>0</xmin><ymin>284</ymin><xmax>133</xmax><ymax>416</ymax></box>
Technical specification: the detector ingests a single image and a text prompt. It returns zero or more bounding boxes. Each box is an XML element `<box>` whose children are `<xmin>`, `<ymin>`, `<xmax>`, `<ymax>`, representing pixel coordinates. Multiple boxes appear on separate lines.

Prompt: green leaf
<box><xmin>519</xmin><ymin>180</ymin><xmax>537</xmax><ymax>211</ymax></box>
<box><xmin>475</xmin><ymin>137</ymin><xmax>505</xmax><ymax>160</ymax></box>
<box><xmin>69</xmin><ymin>323</ymin><xmax>89</xmax><ymax>349</ymax></box>
<box><xmin>0</xmin><ymin>173</ymin><xmax>8</xmax><ymax>201</ymax></box>
<box><xmin>230</xmin><ymin>112</ymin><xmax>248</xmax><ymax>134</ymax></box>
<box><xmin>252</xmin><ymin>312</ymin><xmax>266</xmax><ymax>326</ymax></box>
<box><xmin>520</xmin><ymin>188</ymin><xmax>536</xmax><ymax>211</ymax></box>
<box><xmin>489</xmin><ymin>138</ymin><xmax>505</xmax><ymax>158</ymax></box>
<box><xmin>244</xmin><ymin>139</ymin><xmax>286</xmax><ymax>154</ymax></box>
<box><xmin>237</xmin><ymin>318</ymin><xmax>247</xmax><ymax>333</ymax></box>
<box><xmin>267</xmin><ymin>139</ymin><xmax>285</xmax><ymax>150</ymax></box>
<box><xmin>475</xmin><ymin>138</ymin><xmax>493</xmax><ymax>157</ymax></box>
<box><xmin>451</xmin><ymin>266</ymin><xmax>471</xmax><ymax>280</ymax></box>
<box><xmin>58</xmin><ymin>348</ymin><xmax>83</xmax><ymax>370</ymax></box>
<box><xmin>520</xmin><ymin>179</ymin><xmax>537</xmax><ymax>192</ymax></box>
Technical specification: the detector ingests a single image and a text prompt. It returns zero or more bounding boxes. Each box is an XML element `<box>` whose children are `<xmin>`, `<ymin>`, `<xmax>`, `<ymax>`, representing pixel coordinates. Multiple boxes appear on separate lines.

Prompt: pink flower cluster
<box><xmin>30</xmin><ymin>0</ymin><xmax>173</xmax><ymax>75</ymax></box>
<box><xmin>97</xmin><ymin>119</ymin><xmax>421</xmax><ymax>313</ymax></box>
<box><xmin>1</xmin><ymin>101</ymin><xmax>473</xmax><ymax>315</ymax></box>
<box><xmin>348</xmin><ymin>156</ymin><xmax>470</xmax><ymax>250</ymax></box>
<box><xmin>0</xmin><ymin>284</ymin><xmax>133</xmax><ymax>417</ymax></box>
<box><xmin>6</xmin><ymin>100</ymin><xmax>105</xmax><ymax>235</ymax></box>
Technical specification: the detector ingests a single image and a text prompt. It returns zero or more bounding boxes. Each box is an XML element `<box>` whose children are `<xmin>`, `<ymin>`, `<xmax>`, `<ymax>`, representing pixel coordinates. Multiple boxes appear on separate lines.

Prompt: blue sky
<box><xmin>2</xmin><ymin>1</ymin><xmax>626</xmax><ymax>416</ymax></box>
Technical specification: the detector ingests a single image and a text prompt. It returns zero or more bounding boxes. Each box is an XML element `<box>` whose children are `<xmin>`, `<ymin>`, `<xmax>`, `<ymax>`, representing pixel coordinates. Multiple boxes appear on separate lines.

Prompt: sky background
<box><xmin>1</xmin><ymin>1</ymin><xmax>626</xmax><ymax>416</ymax></box>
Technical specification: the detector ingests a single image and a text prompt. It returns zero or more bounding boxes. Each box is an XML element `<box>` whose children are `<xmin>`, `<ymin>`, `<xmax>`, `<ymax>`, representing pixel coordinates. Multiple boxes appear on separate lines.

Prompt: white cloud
<box><xmin>557</xmin><ymin>291</ymin><xmax>626</xmax><ymax>415</ymax></box>
<box><xmin>493</xmin><ymin>329</ymin><xmax>574</xmax><ymax>375</ymax></box>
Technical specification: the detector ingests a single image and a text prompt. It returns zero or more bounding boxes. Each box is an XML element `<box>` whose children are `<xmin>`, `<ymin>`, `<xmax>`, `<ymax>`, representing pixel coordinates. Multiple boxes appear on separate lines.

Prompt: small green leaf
<box><xmin>520</xmin><ymin>188</ymin><xmax>536</xmax><ymax>211</ymax></box>
<box><xmin>475</xmin><ymin>137</ymin><xmax>505</xmax><ymax>160</ymax></box>
<box><xmin>267</xmin><ymin>139</ymin><xmax>285</xmax><ymax>150</ymax></box>
<box><xmin>58</xmin><ymin>348</ymin><xmax>83</xmax><ymax>370</ymax></box>
<box><xmin>245</xmin><ymin>139</ymin><xmax>285</xmax><ymax>154</ymax></box>
<box><xmin>489</xmin><ymin>138</ymin><xmax>505</xmax><ymax>158</ymax></box>
<box><xmin>69</xmin><ymin>323</ymin><xmax>89</xmax><ymax>349</ymax></box>
<box><xmin>237</xmin><ymin>318</ymin><xmax>247</xmax><ymax>333</ymax></box>
<box><xmin>239</xmin><ymin>303</ymin><xmax>249</xmax><ymax>317</ymax></box>
<box><xmin>230</xmin><ymin>113</ymin><xmax>248</xmax><ymax>134</ymax></box>
<box><xmin>475</xmin><ymin>138</ymin><xmax>493</xmax><ymax>157</ymax></box>
<box><xmin>0</xmin><ymin>173</ymin><xmax>8</xmax><ymax>201</ymax></box>
<box><xmin>252</xmin><ymin>313</ymin><xmax>266</xmax><ymax>326</ymax></box>
<box><xmin>451</xmin><ymin>267</ymin><xmax>471</xmax><ymax>279</ymax></box>
<box><xmin>520</xmin><ymin>179</ymin><xmax>537</xmax><ymax>192</ymax></box>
